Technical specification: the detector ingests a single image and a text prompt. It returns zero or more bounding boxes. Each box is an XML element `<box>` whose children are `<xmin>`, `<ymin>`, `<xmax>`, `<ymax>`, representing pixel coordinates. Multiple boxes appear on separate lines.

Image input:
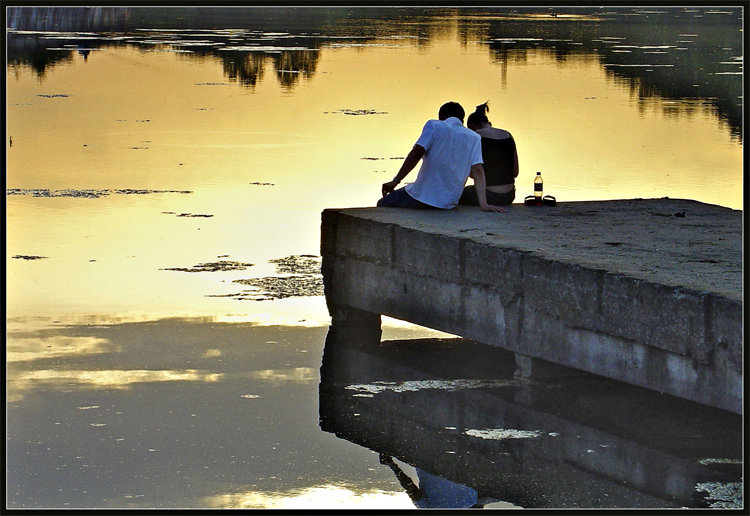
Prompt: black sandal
<box><xmin>543</xmin><ymin>195</ymin><xmax>557</xmax><ymax>206</ymax></box>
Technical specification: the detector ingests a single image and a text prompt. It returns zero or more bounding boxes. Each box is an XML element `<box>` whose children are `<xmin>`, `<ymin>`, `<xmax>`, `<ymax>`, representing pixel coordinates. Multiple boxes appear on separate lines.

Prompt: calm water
<box><xmin>6</xmin><ymin>7</ymin><xmax>743</xmax><ymax>509</ymax></box>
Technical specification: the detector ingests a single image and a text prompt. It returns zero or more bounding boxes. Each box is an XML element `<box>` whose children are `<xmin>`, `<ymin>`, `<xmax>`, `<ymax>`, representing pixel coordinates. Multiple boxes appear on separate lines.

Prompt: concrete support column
<box><xmin>320</xmin><ymin>305</ymin><xmax>382</xmax><ymax>398</ymax></box>
<box><xmin>513</xmin><ymin>353</ymin><xmax>575</xmax><ymax>379</ymax></box>
<box><xmin>328</xmin><ymin>305</ymin><xmax>382</xmax><ymax>345</ymax></box>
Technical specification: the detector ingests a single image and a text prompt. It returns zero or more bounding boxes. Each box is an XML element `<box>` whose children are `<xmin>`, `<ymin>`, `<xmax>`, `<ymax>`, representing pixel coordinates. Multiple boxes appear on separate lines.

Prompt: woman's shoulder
<box><xmin>478</xmin><ymin>127</ymin><xmax>512</xmax><ymax>140</ymax></box>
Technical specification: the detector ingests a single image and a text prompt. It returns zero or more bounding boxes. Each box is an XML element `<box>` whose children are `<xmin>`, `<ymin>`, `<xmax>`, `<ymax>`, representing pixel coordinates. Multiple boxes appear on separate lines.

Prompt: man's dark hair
<box><xmin>438</xmin><ymin>101</ymin><xmax>465</xmax><ymax>122</ymax></box>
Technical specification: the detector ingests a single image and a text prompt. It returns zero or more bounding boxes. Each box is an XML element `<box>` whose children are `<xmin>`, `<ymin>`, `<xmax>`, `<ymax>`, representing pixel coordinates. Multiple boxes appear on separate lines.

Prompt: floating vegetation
<box><xmin>270</xmin><ymin>254</ymin><xmax>320</xmax><ymax>275</ymax></box>
<box><xmin>231</xmin><ymin>275</ymin><xmax>323</xmax><ymax>300</ymax></box>
<box><xmin>12</xmin><ymin>255</ymin><xmax>48</xmax><ymax>260</ymax></box>
<box><xmin>345</xmin><ymin>378</ymin><xmax>520</xmax><ymax>395</ymax></box>
<box><xmin>161</xmin><ymin>260</ymin><xmax>254</xmax><ymax>273</ymax></box>
<box><xmin>7</xmin><ymin>188</ymin><xmax>106</xmax><ymax>198</ymax></box>
<box><xmin>114</xmin><ymin>189</ymin><xmax>191</xmax><ymax>195</ymax></box>
<box><xmin>326</xmin><ymin>42</ymin><xmax>403</xmax><ymax>49</ymax></box>
<box><xmin>37</xmin><ymin>94</ymin><xmax>70</xmax><ymax>98</ymax></box>
<box><xmin>361</xmin><ymin>156</ymin><xmax>405</xmax><ymax>160</ymax></box>
<box><xmin>207</xmin><ymin>254</ymin><xmax>323</xmax><ymax>301</ymax></box>
<box><xmin>465</xmin><ymin>428</ymin><xmax>543</xmax><ymax>440</ymax></box>
<box><xmin>249</xmin><ymin>181</ymin><xmax>274</xmax><ymax>186</ymax></box>
<box><xmin>154</xmin><ymin>48</ymin><xmax>198</xmax><ymax>53</ymax></box>
<box><xmin>195</xmin><ymin>82</ymin><xmax>230</xmax><ymax>86</ymax></box>
<box><xmin>171</xmin><ymin>40</ymin><xmax>222</xmax><ymax>47</ymax></box>
<box><xmin>695</xmin><ymin>482</ymin><xmax>743</xmax><ymax>508</ymax></box>
<box><xmin>603</xmin><ymin>63</ymin><xmax>675</xmax><ymax>67</ymax></box>
<box><xmin>324</xmin><ymin>109</ymin><xmax>388</xmax><ymax>116</ymax></box>
<box><xmin>176</xmin><ymin>213</ymin><xmax>213</xmax><ymax>218</ymax></box>
<box><xmin>219</xmin><ymin>45</ymin><xmax>317</xmax><ymax>52</ymax></box>
<box><xmin>698</xmin><ymin>458</ymin><xmax>742</xmax><ymax>466</ymax></box>
<box><xmin>7</xmin><ymin>188</ymin><xmax>192</xmax><ymax>198</ymax></box>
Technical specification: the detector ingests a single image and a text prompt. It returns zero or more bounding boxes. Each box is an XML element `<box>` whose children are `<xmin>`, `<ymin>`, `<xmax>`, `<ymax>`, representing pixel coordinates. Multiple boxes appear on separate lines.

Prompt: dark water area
<box><xmin>6</xmin><ymin>6</ymin><xmax>744</xmax><ymax>139</ymax></box>
<box><xmin>320</xmin><ymin>330</ymin><xmax>743</xmax><ymax>508</ymax></box>
<box><xmin>7</xmin><ymin>315</ymin><xmax>742</xmax><ymax>508</ymax></box>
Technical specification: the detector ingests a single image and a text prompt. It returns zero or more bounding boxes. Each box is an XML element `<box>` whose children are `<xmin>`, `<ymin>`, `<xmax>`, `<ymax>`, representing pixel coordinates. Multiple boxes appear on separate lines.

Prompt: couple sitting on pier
<box><xmin>378</xmin><ymin>101</ymin><xmax>518</xmax><ymax>213</ymax></box>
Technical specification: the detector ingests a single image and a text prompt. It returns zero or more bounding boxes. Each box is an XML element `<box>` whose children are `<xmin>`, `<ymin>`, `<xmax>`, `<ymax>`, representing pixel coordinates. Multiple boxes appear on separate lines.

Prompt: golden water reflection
<box><xmin>203</xmin><ymin>483</ymin><xmax>413</xmax><ymax>509</ymax></box>
<box><xmin>7</xmin><ymin>31</ymin><xmax>742</xmax><ymax>323</ymax></box>
<box><xmin>7</xmin><ymin>336</ymin><xmax>114</xmax><ymax>362</ymax></box>
<box><xmin>249</xmin><ymin>367</ymin><xmax>318</xmax><ymax>384</ymax></box>
<box><xmin>10</xmin><ymin>368</ymin><xmax>223</xmax><ymax>390</ymax></box>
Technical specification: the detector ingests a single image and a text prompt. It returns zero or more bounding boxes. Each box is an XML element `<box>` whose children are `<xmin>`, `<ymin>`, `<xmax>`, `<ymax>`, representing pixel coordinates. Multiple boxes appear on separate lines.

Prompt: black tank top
<box><xmin>481</xmin><ymin>135</ymin><xmax>516</xmax><ymax>186</ymax></box>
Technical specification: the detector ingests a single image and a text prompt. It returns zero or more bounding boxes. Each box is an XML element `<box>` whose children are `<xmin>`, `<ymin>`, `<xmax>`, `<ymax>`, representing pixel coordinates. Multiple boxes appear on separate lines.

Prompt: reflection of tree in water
<box><xmin>274</xmin><ymin>50</ymin><xmax>319</xmax><ymax>90</ymax></box>
<box><xmin>6</xmin><ymin>35</ymin><xmax>74</xmax><ymax>79</ymax></box>
<box><xmin>460</xmin><ymin>7</ymin><xmax>743</xmax><ymax>140</ymax></box>
<box><xmin>217</xmin><ymin>48</ymin><xmax>320</xmax><ymax>90</ymax></box>
<box><xmin>6</xmin><ymin>6</ymin><xmax>742</xmax><ymax>138</ymax></box>
<box><xmin>220</xmin><ymin>51</ymin><xmax>266</xmax><ymax>88</ymax></box>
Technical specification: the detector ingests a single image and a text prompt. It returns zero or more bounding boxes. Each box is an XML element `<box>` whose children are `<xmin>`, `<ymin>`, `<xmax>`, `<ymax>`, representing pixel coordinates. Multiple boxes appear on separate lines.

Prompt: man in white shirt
<box><xmin>378</xmin><ymin>102</ymin><xmax>505</xmax><ymax>213</ymax></box>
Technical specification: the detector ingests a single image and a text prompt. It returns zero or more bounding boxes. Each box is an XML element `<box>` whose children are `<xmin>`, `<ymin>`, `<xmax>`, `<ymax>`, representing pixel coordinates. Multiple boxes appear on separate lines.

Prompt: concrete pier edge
<box><xmin>321</xmin><ymin>198</ymin><xmax>742</xmax><ymax>414</ymax></box>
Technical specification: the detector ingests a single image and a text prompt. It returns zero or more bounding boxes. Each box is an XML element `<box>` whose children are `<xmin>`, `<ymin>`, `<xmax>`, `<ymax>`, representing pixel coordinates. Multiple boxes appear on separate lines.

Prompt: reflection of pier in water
<box><xmin>319</xmin><ymin>329</ymin><xmax>742</xmax><ymax>508</ymax></box>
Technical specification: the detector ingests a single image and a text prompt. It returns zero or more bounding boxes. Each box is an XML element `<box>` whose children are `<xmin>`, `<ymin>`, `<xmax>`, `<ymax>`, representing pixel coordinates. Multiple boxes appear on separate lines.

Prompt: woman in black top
<box><xmin>459</xmin><ymin>102</ymin><xmax>519</xmax><ymax>206</ymax></box>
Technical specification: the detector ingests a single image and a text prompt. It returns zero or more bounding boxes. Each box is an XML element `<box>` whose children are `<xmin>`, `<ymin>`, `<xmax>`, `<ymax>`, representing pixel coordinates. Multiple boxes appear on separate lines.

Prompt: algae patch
<box><xmin>695</xmin><ymin>481</ymin><xmax>743</xmax><ymax>508</ymax></box>
<box><xmin>208</xmin><ymin>254</ymin><xmax>323</xmax><ymax>301</ymax></box>
<box><xmin>324</xmin><ymin>108</ymin><xmax>388</xmax><ymax>116</ymax></box>
<box><xmin>8</xmin><ymin>188</ymin><xmax>192</xmax><ymax>198</ymax></box>
<box><xmin>161</xmin><ymin>260</ymin><xmax>254</xmax><ymax>273</ymax></box>
<box><xmin>344</xmin><ymin>378</ymin><xmax>521</xmax><ymax>394</ymax></box>
<box><xmin>270</xmin><ymin>254</ymin><xmax>320</xmax><ymax>275</ymax></box>
<box><xmin>465</xmin><ymin>428</ymin><xmax>543</xmax><ymax>440</ymax></box>
<box><xmin>229</xmin><ymin>275</ymin><xmax>322</xmax><ymax>300</ymax></box>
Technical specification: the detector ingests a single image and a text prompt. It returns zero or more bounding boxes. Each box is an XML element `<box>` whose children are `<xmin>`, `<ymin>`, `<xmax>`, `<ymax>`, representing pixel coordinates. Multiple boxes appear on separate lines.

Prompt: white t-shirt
<box><xmin>405</xmin><ymin>117</ymin><xmax>483</xmax><ymax>209</ymax></box>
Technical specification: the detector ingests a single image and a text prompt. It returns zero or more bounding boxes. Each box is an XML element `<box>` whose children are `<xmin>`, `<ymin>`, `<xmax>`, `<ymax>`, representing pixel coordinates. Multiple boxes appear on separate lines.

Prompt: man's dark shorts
<box><xmin>377</xmin><ymin>187</ymin><xmax>436</xmax><ymax>209</ymax></box>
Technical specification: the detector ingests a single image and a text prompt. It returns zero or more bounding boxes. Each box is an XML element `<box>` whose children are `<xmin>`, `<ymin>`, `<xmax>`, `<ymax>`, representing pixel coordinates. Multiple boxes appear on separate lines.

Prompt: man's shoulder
<box><xmin>455</xmin><ymin>124</ymin><xmax>480</xmax><ymax>140</ymax></box>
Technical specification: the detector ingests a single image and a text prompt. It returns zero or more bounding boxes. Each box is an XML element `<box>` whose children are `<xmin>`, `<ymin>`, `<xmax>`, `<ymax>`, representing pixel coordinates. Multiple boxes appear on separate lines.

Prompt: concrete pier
<box><xmin>320</xmin><ymin>198</ymin><xmax>742</xmax><ymax>414</ymax></box>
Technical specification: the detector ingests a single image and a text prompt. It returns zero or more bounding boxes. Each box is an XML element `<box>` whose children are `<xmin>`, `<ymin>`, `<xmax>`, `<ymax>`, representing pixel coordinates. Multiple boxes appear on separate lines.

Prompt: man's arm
<box><xmin>381</xmin><ymin>144</ymin><xmax>425</xmax><ymax>197</ymax></box>
<box><xmin>470</xmin><ymin>163</ymin><xmax>506</xmax><ymax>213</ymax></box>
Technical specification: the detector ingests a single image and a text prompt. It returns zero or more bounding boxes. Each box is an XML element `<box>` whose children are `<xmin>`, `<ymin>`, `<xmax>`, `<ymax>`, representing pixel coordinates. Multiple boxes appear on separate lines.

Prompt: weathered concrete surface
<box><xmin>320</xmin><ymin>198</ymin><xmax>742</xmax><ymax>414</ymax></box>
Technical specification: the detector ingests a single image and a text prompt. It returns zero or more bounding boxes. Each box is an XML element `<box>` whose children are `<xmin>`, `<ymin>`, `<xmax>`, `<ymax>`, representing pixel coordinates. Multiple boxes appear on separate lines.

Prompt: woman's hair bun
<box><xmin>475</xmin><ymin>101</ymin><xmax>490</xmax><ymax>114</ymax></box>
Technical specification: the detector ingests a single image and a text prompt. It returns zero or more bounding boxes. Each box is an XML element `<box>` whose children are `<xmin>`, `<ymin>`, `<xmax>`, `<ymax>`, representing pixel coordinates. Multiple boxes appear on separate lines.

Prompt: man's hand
<box><xmin>381</xmin><ymin>180</ymin><xmax>399</xmax><ymax>197</ymax></box>
<box><xmin>481</xmin><ymin>204</ymin><xmax>507</xmax><ymax>213</ymax></box>
<box><xmin>381</xmin><ymin>145</ymin><xmax>424</xmax><ymax>198</ymax></box>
